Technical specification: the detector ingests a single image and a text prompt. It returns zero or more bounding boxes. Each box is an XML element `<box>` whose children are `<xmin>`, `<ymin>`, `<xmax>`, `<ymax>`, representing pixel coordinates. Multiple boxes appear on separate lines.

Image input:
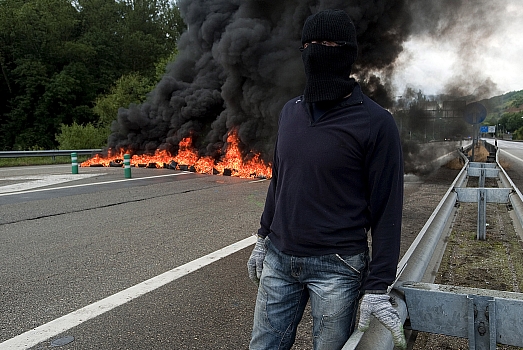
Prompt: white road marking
<box><xmin>0</xmin><ymin>172</ymin><xmax>192</xmax><ymax>197</ymax></box>
<box><xmin>0</xmin><ymin>174</ymin><xmax>102</xmax><ymax>194</ymax></box>
<box><xmin>248</xmin><ymin>178</ymin><xmax>268</xmax><ymax>183</ymax></box>
<box><xmin>0</xmin><ymin>235</ymin><xmax>257</xmax><ymax>350</ymax></box>
<box><xmin>0</xmin><ymin>165</ymin><xmax>70</xmax><ymax>173</ymax></box>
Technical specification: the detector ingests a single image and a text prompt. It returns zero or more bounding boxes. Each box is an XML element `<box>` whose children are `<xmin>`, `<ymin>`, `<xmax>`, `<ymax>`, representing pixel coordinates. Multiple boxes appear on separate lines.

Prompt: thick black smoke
<box><xmin>108</xmin><ymin>0</ymin><xmax>413</xmax><ymax>162</ymax></box>
<box><xmin>107</xmin><ymin>0</ymin><xmax>501</xmax><ymax>165</ymax></box>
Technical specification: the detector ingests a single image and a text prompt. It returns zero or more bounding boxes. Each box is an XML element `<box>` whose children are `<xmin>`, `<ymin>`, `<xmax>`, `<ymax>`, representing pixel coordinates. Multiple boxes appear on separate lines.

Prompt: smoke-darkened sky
<box><xmin>108</xmin><ymin>0</ymin><xmax>514</xmax><ymax>164</ymax></box>
<box><xmin>393</xmin><ymin>0</ymin><xmax>523</xmax><ymax>97</ymax></box>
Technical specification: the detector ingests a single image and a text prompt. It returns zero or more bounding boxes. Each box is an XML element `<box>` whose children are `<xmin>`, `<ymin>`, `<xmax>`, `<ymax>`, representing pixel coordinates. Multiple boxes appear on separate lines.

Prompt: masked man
<box><xmin>248</xmin><ymin>9</ymin><xmax>406</xmax><ymax>350</ymax></box>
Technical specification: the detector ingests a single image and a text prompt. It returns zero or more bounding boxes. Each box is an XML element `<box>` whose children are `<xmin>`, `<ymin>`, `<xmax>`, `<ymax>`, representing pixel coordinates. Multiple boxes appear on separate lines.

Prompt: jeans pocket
<box><xmin>335</xmin><ymin>252</ymin><xmax>368</xmax><ymax>274</ymax></box>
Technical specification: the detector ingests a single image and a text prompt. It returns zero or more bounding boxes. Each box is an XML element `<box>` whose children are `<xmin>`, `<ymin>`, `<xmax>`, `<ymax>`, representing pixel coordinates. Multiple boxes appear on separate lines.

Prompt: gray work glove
<box><xmin>358</xmin><ymin>293</ymin><xmax>407</xmax><ymax>350</ymax></box>
<box><xmin>247</xmin><ymin>236</ymin><xmax>267</xmax><ymax>285</ymax></box>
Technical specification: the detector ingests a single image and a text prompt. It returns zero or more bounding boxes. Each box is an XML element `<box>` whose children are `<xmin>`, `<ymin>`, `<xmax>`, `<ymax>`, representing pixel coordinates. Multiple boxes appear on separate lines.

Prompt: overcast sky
<box><xmin>391</xmin><ymin>1</ymin><xmax>523</xmax><ymax>98</ymax></box>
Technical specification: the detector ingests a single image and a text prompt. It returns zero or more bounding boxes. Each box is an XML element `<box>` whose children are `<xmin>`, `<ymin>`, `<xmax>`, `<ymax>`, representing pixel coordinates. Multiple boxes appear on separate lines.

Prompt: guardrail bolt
<box><xmin>71</xmin><ymin>152</ymin><xmax>78</xmax><ymax>174</ymax></box>
<box><xmin>477</xmin><ymin>321</ymin><xmax>487</xmax><ymax>336</ymax></box>
<box><xmin>124</xmin><ymin>154</ymin><xmax>131</xmax><ymax>178</ymax></box>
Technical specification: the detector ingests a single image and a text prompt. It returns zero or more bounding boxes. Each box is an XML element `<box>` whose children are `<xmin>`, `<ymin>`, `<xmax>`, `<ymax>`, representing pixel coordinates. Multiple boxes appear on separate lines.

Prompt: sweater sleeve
<box><xmin>363</xmin><ymin>108</ymin><xmax>404</xmax><ymax>292</ymax></box>
<box><xmin>258</xmin><ymin>138</ymin><xmax>279</xmax><ymax>238</ymax></box>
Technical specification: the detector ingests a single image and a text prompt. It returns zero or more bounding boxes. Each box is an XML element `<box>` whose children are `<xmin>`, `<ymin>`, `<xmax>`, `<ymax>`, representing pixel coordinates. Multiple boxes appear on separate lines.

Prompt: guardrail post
<box><xmin>71</xmin><ymin>152</ymin><xmax>78</xmax><ymax>174</ymax></box>
<box><xmin>479</xmin><ymin>168</ymin><xmax>486</xmax><ymax>187</ymax></box>
<box><xmin>478</xmin><ymin>189</ymin><xmax>486</xmax><ymax>240</ymax></box>
<box><xmin>124</xmin><ymin>154</ymin><xmax>131</xmax><ymax>178</ymax></box>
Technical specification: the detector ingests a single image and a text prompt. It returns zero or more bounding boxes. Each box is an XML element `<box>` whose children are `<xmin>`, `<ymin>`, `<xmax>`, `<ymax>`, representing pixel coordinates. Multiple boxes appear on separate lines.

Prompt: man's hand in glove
<box><xmin>358</xmin><ymin>293</ymin><xmax>407</xmax><ymax>350</ymax></box>
<box><xmin>247</xmin><ymin>235</ymin><xmax>267</xmax><ymax>285</ymax></box>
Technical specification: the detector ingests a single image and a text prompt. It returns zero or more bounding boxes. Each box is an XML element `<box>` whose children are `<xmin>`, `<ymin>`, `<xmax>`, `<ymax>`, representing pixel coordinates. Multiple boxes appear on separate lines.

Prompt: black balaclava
<box><xmin>301</xmin><ymin>9</ymin><xmax>358</xmax><ymax>103</ymax></box>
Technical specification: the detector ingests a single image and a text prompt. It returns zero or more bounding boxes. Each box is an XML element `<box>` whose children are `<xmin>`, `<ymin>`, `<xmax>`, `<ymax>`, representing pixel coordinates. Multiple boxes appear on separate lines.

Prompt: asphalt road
<box><xmin>0</xmin><ymin>165</ymin><xmax>267</xmax><ymax>349</ymax></box>
<box><xmin>1</xmin><ymin>140</ymin><xmax>523</xmax><ymax>350</ymax></box>
<box><xmin>495</xmin><ymin>138</ymin><xmax>523</xmax><ymax>187</ymax></box>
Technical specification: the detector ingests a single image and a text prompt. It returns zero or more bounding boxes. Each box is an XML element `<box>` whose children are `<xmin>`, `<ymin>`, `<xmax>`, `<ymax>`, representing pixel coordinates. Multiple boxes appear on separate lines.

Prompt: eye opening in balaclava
<box><xmin>301</xmin><ymin>9</ymin><xmax>358</xmax><ymax>103</ymax></box>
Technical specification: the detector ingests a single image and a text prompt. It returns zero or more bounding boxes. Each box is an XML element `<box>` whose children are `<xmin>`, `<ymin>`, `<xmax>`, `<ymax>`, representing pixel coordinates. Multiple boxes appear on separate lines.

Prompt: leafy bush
<box><xmin>513</xmin><ymin>126</ymin><xmax>523</xmax><ymax>140</ymax></box>
<box><xmin>55</xmin><ymin>122</ymin><xmax>108</xmax><ymax>149</ymax></box>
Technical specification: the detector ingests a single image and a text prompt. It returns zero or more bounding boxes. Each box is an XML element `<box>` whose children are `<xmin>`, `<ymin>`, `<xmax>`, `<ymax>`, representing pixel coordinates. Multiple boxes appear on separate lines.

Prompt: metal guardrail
<box><xmin>343</xmin><ymin>147</ymin><xmax>469</xmax><ymax>350</ymax></box>
<box><xmin>498</xmin><ymin>151</ymin><xmax>523</xmax><ymax>235</ymax></box>
<box><xmin>398</xmin><ymin>282</ymin><xmax>523</xmax><ymax>348</ymax></box>
<box><xmin>397</xmin><ymin>146</ymin><xmax>523</xmax><ymax>349</ymax></box>
<box><xmin>0</xmin><ymin>149</ymin><xmax>102</xmax><ymax>158</ymax></box>
<box><xmin>344</xmin><ymin>144</ymin><xmax>523</xmax><ymax>349</ymax></box>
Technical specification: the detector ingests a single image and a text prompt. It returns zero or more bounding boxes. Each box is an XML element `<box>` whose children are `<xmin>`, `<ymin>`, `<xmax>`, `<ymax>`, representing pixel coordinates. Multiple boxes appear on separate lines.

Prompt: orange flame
<box><xmin>80</xmin><ymin>130</ymin><xmax>272</xmax><ymax>179</ymax></box>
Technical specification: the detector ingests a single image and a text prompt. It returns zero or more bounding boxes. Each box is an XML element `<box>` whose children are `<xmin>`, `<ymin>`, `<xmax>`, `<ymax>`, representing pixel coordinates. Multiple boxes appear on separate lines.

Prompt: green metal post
<box><xmin>71</xmin><ymin>152</ymin><xmax>78</xmax><ymax>174</ymax></box>
<box><xmin>124</xmin><ymin>154</ymin><xmax>131</xmax><ymax>178</ymax></box>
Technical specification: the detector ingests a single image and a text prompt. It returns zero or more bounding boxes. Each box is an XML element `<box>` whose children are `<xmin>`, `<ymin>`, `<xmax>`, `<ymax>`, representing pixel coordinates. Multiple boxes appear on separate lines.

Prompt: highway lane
<box><xmin>2</xmin><ymin>143</ymin><xmax>523</xmax><ymax>350</ymax></box>
<box><xmin>487</xmin><ymin>139</ymin><xmax>523</xmax><ymax>189</ymax></box>
<box><xmin>0</xmin><ymin>166</ymin><xmax>269</xmax><ymax>349</ymax></box>
<box><xmin>0</xmin><ymin>166</ymin><xmax>197</xmax><ymax>206</ymax></box>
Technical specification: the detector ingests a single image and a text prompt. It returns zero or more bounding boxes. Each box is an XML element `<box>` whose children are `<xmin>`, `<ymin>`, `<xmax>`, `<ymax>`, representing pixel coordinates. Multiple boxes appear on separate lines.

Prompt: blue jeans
<box><xmin>250</xmin><ymin>238</ymin><xmax>369</xmax><ymax>350</ymax></box>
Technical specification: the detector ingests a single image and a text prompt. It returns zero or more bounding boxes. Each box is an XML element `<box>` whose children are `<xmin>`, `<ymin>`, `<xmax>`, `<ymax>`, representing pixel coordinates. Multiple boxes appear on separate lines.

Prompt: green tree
<box><xmin>0</xmin><ymin>0</ymin><xmax>91</xmax><ymax>149</ymax></box>
<box><xmin>0</xmin><ymin>0</ymin><xmax>185</xmax><ymax>150</ymax></box>
<box><xmin>90</xmin><ymin>50</ymin><xmax>178</xmax><ymax>142</ymax></box>
<box><xmin>509</xmin><ymin>91</ymin><xmax>523</xmax><ymax>109</ymax></box>
<box><xmin>502</xmin><ymin>112</ymin><xmax>523</xmax><ymax>133</ymax></box>
<box><xmin>55</xmin><ymin>122</ymin><xmax>107</xmax><ymax>149</ymax></box>
<box><xmin>61</xmin><ymin>48</ymin><xmax>178</xmax><ymax>151</ymax></box>
<box><xmin>93</xmin><ymin>72</ymin><xmax>154</xmax><ymax>129</ymax></box>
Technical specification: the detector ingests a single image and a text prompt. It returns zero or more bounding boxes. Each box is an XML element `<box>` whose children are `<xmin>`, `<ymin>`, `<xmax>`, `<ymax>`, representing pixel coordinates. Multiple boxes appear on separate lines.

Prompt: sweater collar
<box><xmin>339</xmin><ymin>82</ymin><xmax>363</xmax><ymax>107</ymax></box>
<box><xmin>299</xmin><ymin>82</ymin><xmax>363</xmax><ymax>110</ymax></box>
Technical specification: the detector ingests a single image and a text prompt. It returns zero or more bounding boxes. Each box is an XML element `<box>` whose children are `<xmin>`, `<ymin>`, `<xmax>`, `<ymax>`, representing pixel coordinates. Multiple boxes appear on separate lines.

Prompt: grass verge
<box><xmin>0</xmin><ymin>155</ymin><xmax>91</xmax><ymax>167</ymax></box>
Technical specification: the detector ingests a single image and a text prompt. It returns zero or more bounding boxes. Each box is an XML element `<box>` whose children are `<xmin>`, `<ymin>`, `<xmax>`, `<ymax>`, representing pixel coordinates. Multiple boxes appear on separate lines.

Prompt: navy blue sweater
<box><xmin>258</xmin><ymin>84</ymin><xmax>404</xmax><ymax>292</ymax></box>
